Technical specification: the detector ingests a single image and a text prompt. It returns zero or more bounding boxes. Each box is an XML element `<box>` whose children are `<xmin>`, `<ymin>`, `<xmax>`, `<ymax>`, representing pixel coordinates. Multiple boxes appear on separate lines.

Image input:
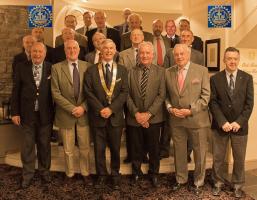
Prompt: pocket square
<box><xmin>116</xmin><ymin>78</ymin><xmax>121</xmax><ymax>83</ymax></box>
<box><xmin>191</xmin><ymin>78</ymin><xmax>200</xmax><ymax>84</ymax></box>
<box><xmin>47</xmin><ymin>75</ymin><xmax>51</xmax><ymax>80</ymax></box>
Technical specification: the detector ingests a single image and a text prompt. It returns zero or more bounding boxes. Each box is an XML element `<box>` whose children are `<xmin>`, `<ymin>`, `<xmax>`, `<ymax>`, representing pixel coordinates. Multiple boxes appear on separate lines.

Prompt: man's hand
<box><xmin>180</xmin><ymin>109</ymin><xmax>191</xmax><ymax>117</ymax></box>
<box><xmin>135</xmin><ymin>112</ymin><xmax>151</xmax><ymax>125</ymax></box>
<box><xmin>142</xmin><ymin>121</ymin><xmax>150</xmax><ymax>128</ymax></box>
<box><xmin>170</xmin><ymin>108</ymin><xmax>185</xmax><ymax>118</ymax></box>
<box><xmin>12</xmin><ymin>116</ymin><xmax>21</xmax><ymax>126</ymax></box>
<box><xmin>222</xmin><ymin>122</ymin><xmax>232</xmax><ymax>132</ymax></box>
<box><xmin>231</xmin><ymin>122</ymin><xmax>241</xmax><ymax>133</ymax></box>
<box><xmin>72</xmin><ymin>106</ymin><xmax>85</xmax><ymax>118</ymax></box>
<box><xmin>100</xmin><ymin>107</ymin><xmax>113</xmax><ymax>118</ymax></box>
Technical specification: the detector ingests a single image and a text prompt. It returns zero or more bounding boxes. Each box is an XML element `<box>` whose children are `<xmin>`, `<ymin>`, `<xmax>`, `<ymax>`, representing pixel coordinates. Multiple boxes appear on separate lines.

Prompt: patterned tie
<box><xmin>156</xmin><ymin>37</ymin><xmax>163</xmax><ymax>66</ymax></box>
<box><xmin>178</xmin><ymin>68</ymin><xmax>185</xmax><ymax>92</ymax></box>
<box><xmin>72</xmin><ymin>63</ymin><xmax>80</xmax><ymax>101</ymax></box>
<box><xmin>140</xmin><ymin>67</ymin><xmax>149</xmax><ymax>100</ymax></box>
<box><xmin>105</xmin><ymin>63</ymin><xmax>112</xmax><ymax>89</ymax></box>
<box><xmin>33</xmin><ymin>65</ymin><xmax>41</xmax><ymax>111</ymax></box>
<box><xmin>229</xmin><ymin>74</ymin><xmax>235</xmax><ymax>96</ymax></box>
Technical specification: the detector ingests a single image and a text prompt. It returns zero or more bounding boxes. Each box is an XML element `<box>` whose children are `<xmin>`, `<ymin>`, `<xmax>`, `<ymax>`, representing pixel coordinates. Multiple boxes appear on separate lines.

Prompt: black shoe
<box><xmin>94</xmin><ymin>177</ymin><xmax>105</xmax><ymax>189</ymax></box>
<box><xmin>21</xmin><ymin>178</ymin><xmax>32</xmax><ymax>189</ymax></box>
<box><xmin>159</xmin><ymin>152</ymin><xmax>169</xmax><ymax>159</ymax></box>
<box><xmin>131</xmin><ymin>175</ymin><xmax>140</xmax><ymax>184</ymax></box>
<box><xmin>112</xmin><ymin>178</ymin><xmax>120</xmax><ymax>190</ymax></box>
<box><xmin>171</xmin><ymin>182</ymin><xmax>187</xmax><ymax>191</ymax></box>
<box><xmin>82</xmin><ymin>175</ymin><xmax>93</xmax><ymax>186</ymax></box>
<box><xmin>150</xmin><ymin>176</ymin><xmax>159</xmax><ymax>188</ymax></box>
<box><xmin>123</xmin><ymin>157</ymin><xmax>131</xmax><ymax>163</ymax></box>
<box><xmin>234</xmin><ymin>188</ymin><xmax>244</xmax><ymax>198</ymax></box>
<box><xmin>41</xmin><ymin>173</ymin><xmax>51</xmax><ymax>184</ymax></box>
<box><xmin>187</xmin><ymin>155</ymin><xmax>192</xmax><ymax>163</ymax></box>
<box><xmin>188</xmin><ymin>185</ymin><xmax>202</xmax><ymax>195</ymax></box>
<box><xmin>212</xmin><ymin>186</ymin><xmax>221</xmax><ymax>196</ymax></box>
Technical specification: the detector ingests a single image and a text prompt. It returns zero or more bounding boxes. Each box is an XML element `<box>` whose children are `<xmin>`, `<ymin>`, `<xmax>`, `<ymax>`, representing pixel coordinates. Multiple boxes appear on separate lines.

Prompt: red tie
<box><xmin>157</xmin><ymin>38</ymin><xmax>163</xmax><ymax>66</ymax></box>
<box><xmin>178</xmin><ymin>68</ymin><xmax>184</xmax><ymax>92</ymax></box>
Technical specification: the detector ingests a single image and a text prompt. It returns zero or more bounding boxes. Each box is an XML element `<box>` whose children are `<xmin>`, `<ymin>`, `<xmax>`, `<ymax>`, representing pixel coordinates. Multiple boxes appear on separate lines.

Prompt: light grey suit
<box><xmin>51</xmin><ymin>60</ymin><xmax>90</xmax><ymax>177</ymax></box>
<box><xmin>76</xmin><ymin>25</ymin><xmax>95</xmax><ymax>35</ymax></box>
<box><xmin>55</xmin><ymin>32</ymin><xmax>88</xmax><ymax>48</ymax></box>
<box><xmin>118</xmin><ymin>47</ymin><xmax>136</xmax><ymax>70</ymax></box>
<box><xmin>165</xmin><ymin>62</ymin><xmax>211</xmax><ymax>187</ymax></box>
<box><xmin>164</xmin><ymin>48</ymin><xmax>204</xmax><ymax>68</ymax></box>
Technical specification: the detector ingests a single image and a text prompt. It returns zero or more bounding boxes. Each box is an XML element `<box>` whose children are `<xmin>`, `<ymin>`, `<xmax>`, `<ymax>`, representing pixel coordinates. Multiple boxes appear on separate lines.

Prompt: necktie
<box><xmin>33</xmin><ymin>65</ymin><xmax>41</xmax><ymax>88</ymax></box>
<box><xmin>124</xmin><ymin>24</ymin><xmax>129</xmax><ymax>33</ymax></box>
<box><xmin>178</xmin><ymin>68</ymin><xmax>184</xmax><ymax>92</ymax></box>
<box><xmin>72</xmin><ymin>63</ymin><xmax>80</xmax><ymax>101</ymax></box>
<box><xmin>105</xmin><ymin>63</ymin><xmax>112</xmax><ymax>89</ymax></box>
<box><xmin>99</xmin><ymin>29</ymin><xmax>103</xmax><ymax>33</ymax></box>
<box><xmin>135</xmin><ymin>49</ymin><xmax>140</xmax><ymax>66</ymax></box>
<box><xmin>156</xmin><ymin>38</ymin><xmax>163</xmax><ymax>66</ymax></box>
<box><xmin>140</xmin><ymin>67</ymin><xmax>149</xmax><ymax>100</ymax></box>
<box><xmin>229</xmin><ymin>74</ymin><xmax>235</xmax><ymax>96</ymax></box>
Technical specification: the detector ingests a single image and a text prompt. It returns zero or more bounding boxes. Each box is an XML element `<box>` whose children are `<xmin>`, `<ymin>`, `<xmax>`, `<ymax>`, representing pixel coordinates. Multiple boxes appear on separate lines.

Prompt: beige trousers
<box><xmin>60</xmin><ymin>125</ymin><xmax>90</xmax><ymax>177</ymax></box>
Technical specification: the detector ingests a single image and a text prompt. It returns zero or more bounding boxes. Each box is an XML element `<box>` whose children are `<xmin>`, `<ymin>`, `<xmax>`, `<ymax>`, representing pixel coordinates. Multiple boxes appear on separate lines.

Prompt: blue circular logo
<box><xmin>29</xmin><ymin>5</ymin><xmax>52</xmax><ymax>27</ymax></box>
<box><xmin>208</xmin><ymin>6</ymin><xmax>231</xmax><ymax>28</ymax></box>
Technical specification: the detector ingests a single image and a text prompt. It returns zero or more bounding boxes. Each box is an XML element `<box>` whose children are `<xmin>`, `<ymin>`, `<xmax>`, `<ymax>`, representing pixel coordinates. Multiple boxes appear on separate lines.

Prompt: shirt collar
<box><xmin>102</xmin><ymin>60</ymin><xmax>113</xmax><ymax>67</ymax></box>
<box><xmin>177</xmin><ymin>61</ymin><xmax>190</xmax><ymax>71</ymax></box>
<box><xmin>68</xmin><ymin>60</ymin><xmax>78</xmax><ymax>66</ymax></box>
<box><xmin>225</xmin><ymin>69</ymin><xmax>238</xmax><ymax>78</ymax></box>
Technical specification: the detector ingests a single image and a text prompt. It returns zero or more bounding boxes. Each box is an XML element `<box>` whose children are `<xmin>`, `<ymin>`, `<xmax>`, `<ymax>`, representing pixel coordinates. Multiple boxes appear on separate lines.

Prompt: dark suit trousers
<box><xmin>128</xmin><ymin>123</ymin><xmax>161</xmax><ymax>175</ymax></box>
<box><xmin>212</xmin><ymin>129</ymin><xmax>248</xmax><ymax>189</ymax></box>
<box><xmin>159</xmin><ymin>120</ymin><xmax>171</xmax><ymax>156</ymax></box>
<box><xmin>21</xmin><ymin>112</ymin><xmax>52</xmax><ymax>181</ymax></box>
<box><xmin>92</xmin><ymin>120</ymin><xmax>122</xmax><ymax>177</ymax></box>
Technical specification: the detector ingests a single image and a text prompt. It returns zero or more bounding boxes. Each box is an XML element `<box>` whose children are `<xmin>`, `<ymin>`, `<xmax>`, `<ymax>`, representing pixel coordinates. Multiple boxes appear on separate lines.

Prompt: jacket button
<box><xmin>228</xmin><ymin>105</ymin><xmax>232</xmax><ymax>108</ymax></box>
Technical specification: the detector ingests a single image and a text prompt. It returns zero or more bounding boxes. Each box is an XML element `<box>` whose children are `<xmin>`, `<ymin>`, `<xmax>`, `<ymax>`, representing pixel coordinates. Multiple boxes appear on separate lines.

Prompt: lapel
<box><xmin>77</xmin><ymin>60</ymin><xmax>84</xmax><ymax>93</ymax></box>
<box><xmin>61</xmin><ymin>60</ymin><xmax>73</xmax><ymax>85</ymax></box>
<box><xmin>145</xmin><ymin>65</ymin><xmax>154</xmax><ymax>98</ymax></box>
<box><xmin>128</xmin><ymin>48</ymin><xmax>136</xmax><ymax>66</ymax></box>
<box><xmin>38</xmin><ymin>62</ymin><xmax>47</xmax><ymax>91</ymax></box>
<box><xmin>221</xmin><ymin>70</ymin><xmax>232</xmax><ymax>101</ymax></box>
<box><xmin>178</xmin><ymin>64</ymin><xmax>192</xmax><ymax>95</ymax></box>
<box><xmin>233</xmin><ymin>70</ymin><xmax>243</xmax><ymax>96</ymax></box>
<box><xmin>132</xmin><ymin>66</ymin><xmax>141</xmax><ymax>95</ymax></box>
<box><xmin>28</xmin><ymin>61</ymin><xmax>37</xmax><ymax>88</ymax></box>
<box><xmin>172</xmin><ymin>66</ymin><xmax>180</xmax><ymax>95</ymax></box>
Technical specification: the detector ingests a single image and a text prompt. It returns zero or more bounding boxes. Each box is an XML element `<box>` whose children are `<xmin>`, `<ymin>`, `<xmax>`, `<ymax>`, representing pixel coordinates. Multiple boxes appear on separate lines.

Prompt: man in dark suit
<box><xmin>120</xmin><ymin>13</ymin><xmax>153</xmax><ymax>51</ymax></box>
<box><xmin>53</xmin><ymin>28</ymin><xmax>86</xmax><ymax>64</ymax></box>
<box><xmin>164</xmin><ymin>19</ymin><xmax>180</xmax><ymax>48</ymax></box>
<box><xmin>11</xmin><ymin>42</ymin><xmax>54</xmax><ymax>189</ymax></box>
<box><xmin>84</xmin><ymin>39</ymin><xmax>128</xmax><ymax>190</ymax></box>
<box><xmin>166</xmin><ymin>44</ymin><xmax>210</xmax><ymax>195</ymax></box>
<box><xmin>126</xmin><ymin>41</ymin><xmax>165</xmax><ymax>187</ymax></box>
<box><xmin>164</xmin><ymin>30</ymin><xmax>204</xmax><ymax>68</ymax></box>
<box><xmin>31</xmin><ymin>27</ymin><xmax>53</xmax><ymax>63</ymax></box>
<box><xmin>86</xmin><ymin>11</ymin><xmax>121</xmax><ymax>52</ymax></box>
<box><xmin>209</xmin><ymin>47</ymin><xmax>254</xmax><ymax>198</ymax></box>
<box><xmin>113</xmin><ymin>8</ymin><xmax>132</xmax><ymax>35</ymax></box>
<box><xmin>179</xmin><ymin>19</ymin><xmax>203</xmax><ymax>53</ymax></box>
<box><xmin>85</xmin><ymin>32</ymin><xmax>119</xmax><ymax>64</ymax></box>
<box><xmin>76</xmin><ymin>11</ymin><xmax>95</xmax><ymax>36</ymax></box>
<box><xmin>12</xmin><ymin>35</ymin><xmax>36</xmax><ymax>77</ymax></box>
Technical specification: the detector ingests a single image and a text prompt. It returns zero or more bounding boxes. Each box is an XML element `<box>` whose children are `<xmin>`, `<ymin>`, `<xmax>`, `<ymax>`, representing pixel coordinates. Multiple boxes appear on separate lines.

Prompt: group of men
<box><xmin>10</xmin><ymin>8</ymin><xmax>253</xmax><ymax>199</ymax></box>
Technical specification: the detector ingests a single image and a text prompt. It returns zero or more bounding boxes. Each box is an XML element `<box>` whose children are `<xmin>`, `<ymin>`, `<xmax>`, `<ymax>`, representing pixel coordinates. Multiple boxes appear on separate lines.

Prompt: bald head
<box><xmin>94</xmin><ymin>11</ymin><xmax>106</xmax><ymax>29</ymax></box>
<box><xmin>127</xmin><ymin>13</ymin><xmax>142</xmax><ymax>30</ymax></box>
<box><xmin>64</xmin><ymin>40</ymin><xmax>80</xmax><ymax>62</ymax></box>
<box><xmin>152</xmin><ymin>19</ymin><xmax>163</xmax><ymax>37</ymax></box>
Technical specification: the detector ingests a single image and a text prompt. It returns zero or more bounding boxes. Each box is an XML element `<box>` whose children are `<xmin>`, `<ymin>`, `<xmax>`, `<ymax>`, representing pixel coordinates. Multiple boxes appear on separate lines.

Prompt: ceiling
<box><xmin>62</xmin><ymin>0</ymin><xmax>183</xmax><ymax>14</ymax></box>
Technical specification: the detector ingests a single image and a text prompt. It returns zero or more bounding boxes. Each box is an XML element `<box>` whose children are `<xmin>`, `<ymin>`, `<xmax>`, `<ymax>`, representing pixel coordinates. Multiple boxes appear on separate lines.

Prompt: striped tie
<box><xmin>140</xmin><ymin>67</ymin><xmax>149</xmax><ymax>100</ymax></box>
<box><xmin>135</xmin><ymin>49</ymin><xmax>140</xmax><ymax>66</ymax></box>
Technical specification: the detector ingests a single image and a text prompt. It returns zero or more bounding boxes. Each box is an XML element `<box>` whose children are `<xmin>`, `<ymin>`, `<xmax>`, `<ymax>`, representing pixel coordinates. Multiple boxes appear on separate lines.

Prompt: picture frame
<box><xmin>205</xmin><ymin>38</ymin><xmax>220</xmax><ymax>71</ymax></box>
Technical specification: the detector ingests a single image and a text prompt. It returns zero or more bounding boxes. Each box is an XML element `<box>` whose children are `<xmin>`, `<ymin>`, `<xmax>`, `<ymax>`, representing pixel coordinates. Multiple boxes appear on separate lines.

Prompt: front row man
<box><xmin>166</xmin><ymin>44</ymin><xmax>211</xmax><ymax>195</ymax></box>
<box><xmin>209</xmin><ymin>47</ymin><xmax>254</xmax><ymax>198</ymax></box>
<box><xmin>84</xmin><ymin>39</ymin><xmax>128</xmax><ymax>190</ymax></box>
<box><xmin>126</xmin><ymin>41</ymin><xmax>165</xmax><ymax>187</ymax></box>
<box><xmin>11</xmin><ymin>42</ymin><xmax>54</xmax><ymax>188</ymax></box>
<box><xmin>51</xmin><ymin>40</ymin><xmax>90</xmax><ymax>183</ymax></box>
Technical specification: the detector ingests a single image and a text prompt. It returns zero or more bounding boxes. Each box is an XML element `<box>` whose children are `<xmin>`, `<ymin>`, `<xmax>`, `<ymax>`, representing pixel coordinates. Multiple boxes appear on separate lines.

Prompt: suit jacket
<box><xmin>55</xmin><ymin>32</ymin><xmax>88</xmax><ymax>48</ymax></box>
<box><xmin>51</xmin><ymin>60</ymin><xmax>90</xmax><ymax>128</ymax></box>
<box><xmin>209</xmin><ymin>70</ymin><xmax>254</xmax><ymax>136</ymax></box>
<box><xmin>152</xmin><ymin>35</ymin><xmax>171</xmax><ymax>66</ymax></box>
<box><xmin>165</xmin><ymin>62</ymin><xmax>211</xmax><ymax>128</ymax></box>
<box><xmin>76</xmin><ymin>24</ymin><xmax>95</xmax><ymax>35</ymax></box>
<box><xmin>84</xmin><ymin>63</ymin><xmax>128</xmax><ymax>127</ymax></box>
<box><xmin>12</xmin><ymin>52</ymin><xmax>29</xmax><ymax>77</ymax></box>
<box><xmin>114</xmin><ymin>22</ymin><xmax>129</xmax><ymax>35</ymax></box>
<box><xmin>85</xmin><ymin>51</ymin><xmax>119</xmax><ymax>64</ymax></box>
<box><xmin>86</xmin><ymin>27</ymin><xmax>121</xmax><ymax>52</ymax></box>
<box><xmin>126</xmin><ymin>64</ymin><xmax>166</xmax><ymax>126</ymax></box>
<box><xmin>118</xmin><ymin>47</ymin><xmax>136</xmax><ymax>70</ymax></box>
<box><xmin>120</xmin><ymin>31</ymin><xmax>153</xmax><ymax>51</ymax></box>
<box><xmin>11</xmin><ymin>61</ymin><xmax>54</xmax><ymax>125</ymax></box>
<box><xmin>164</xmin><ymin>48</ymin><xmax>204</xmax><ymax>68</ymax></box>
<box><xmin>52</xmin><ymin>44</ymin><xmax>86</xmax><ymax>64</ymax></box>
<box><xmin>164</xmin><ymin>34</ymin><xmax>180</xmax><ymax>48</ymax></box>
<box><xmin>192</xmin><ymin>35</ymin><xmax>203</xmax><ymax>53</ymax></box>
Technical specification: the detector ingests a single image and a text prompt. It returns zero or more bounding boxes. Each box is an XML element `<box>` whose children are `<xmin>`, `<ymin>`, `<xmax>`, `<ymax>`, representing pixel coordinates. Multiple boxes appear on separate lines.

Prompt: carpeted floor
<box><xmin>0</xmin><ymin>164</ymin><xmax>254</xmax><ymax>200</ymax></box>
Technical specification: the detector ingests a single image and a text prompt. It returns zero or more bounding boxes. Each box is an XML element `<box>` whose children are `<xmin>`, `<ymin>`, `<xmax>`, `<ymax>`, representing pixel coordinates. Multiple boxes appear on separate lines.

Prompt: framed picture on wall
<box><xmin>205</xmin><ymin>38</ymin><xmax>220</xmax><ymax>71</ymax></box>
